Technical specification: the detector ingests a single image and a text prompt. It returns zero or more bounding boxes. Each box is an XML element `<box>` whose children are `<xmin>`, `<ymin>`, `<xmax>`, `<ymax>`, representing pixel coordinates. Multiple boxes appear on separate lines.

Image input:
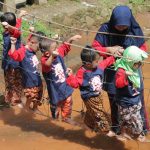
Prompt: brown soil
<box><xmin>1</xmin><ymin>2</ymin><xmax>150</xmax><ymax>150</ymax></box>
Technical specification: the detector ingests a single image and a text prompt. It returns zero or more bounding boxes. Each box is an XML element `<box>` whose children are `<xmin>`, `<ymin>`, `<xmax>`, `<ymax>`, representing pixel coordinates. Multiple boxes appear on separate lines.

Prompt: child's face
<box><xmin>50</xmin><ymin>42</ymin><xmax>57</xmax><ymax>52</ymax></box>
<box><xmin>43</xmin><ymin>42</ymin><xmax>57</xmax><ymax>57</ymax></box>
<box><xmin>28</xmin><ymin>36</ymin><xmax>39</xmax><ymax>52</ymax></box>
<box><xmin>85</xmin><ymin>54</ymin><xmax>100</xmax><ymax>69</ymax></box>
<box><xmin>91</xmin><ymin>54</ymin><xmax>100</xmax><ymax>69</ymax></box>
<box><xmin>133</xmin><ymin>61</ymin><xmax>142</xmax><ymax>70</ymax></box>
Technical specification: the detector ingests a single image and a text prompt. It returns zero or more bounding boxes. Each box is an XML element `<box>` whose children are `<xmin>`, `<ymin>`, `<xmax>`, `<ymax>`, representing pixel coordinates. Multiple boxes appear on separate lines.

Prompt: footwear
<box><xmin>106</xmin><ymin>130</ymin><xmax>116</xmax><ymax>137</ymax></box>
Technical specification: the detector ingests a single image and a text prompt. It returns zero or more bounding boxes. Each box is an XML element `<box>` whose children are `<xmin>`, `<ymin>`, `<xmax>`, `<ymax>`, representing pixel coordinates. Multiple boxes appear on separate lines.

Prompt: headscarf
<box><xmin>95</xmin><ymin>5</ymin><xmax>145</xmax><ymax>48</ymax></box>
<box><xmin>114</xmin><ymin>46</ymin><xmax>148</xmax><ymax>88</ymax></box>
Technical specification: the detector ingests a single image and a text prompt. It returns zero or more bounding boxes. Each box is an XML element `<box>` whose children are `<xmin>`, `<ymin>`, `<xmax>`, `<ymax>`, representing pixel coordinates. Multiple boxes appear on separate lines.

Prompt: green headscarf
<box><xmin>114</xmin><ymin>46</ymin><xmax>148</xmax><ymax>88</ymax></box>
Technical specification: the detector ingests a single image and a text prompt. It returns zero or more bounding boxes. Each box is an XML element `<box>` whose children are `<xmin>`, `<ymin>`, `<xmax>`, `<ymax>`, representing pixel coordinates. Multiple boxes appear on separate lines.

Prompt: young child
<box><xmin>66</xmin><ymin>45</ymin><xmax>115</xmax><ymax>133</ymax></box>
<box><xmin>40</xmin><ymin>35</ymin><xmax>81</xmax><ymax>123</ymax></box>
<box><xmin>0</xmin><ymin>10</ymin><xmax>27</xmax><ymax>108</ymax></box>
<box><xmin>114</xmin><ymin>46</ymin><xmax>149</xmax><ymax>142</ymax></box>
<box><xmin>9</xmin><ymin>32</ymin><xmax>44</xmax><ymax>111</ymax></box>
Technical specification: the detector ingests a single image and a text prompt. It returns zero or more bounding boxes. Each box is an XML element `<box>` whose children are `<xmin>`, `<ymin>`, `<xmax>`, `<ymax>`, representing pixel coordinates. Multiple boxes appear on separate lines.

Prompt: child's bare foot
<box><xmin>116</xmin><ymin>135</ymin><xmax>127</xmax><ymax>141</ymax></box>
<box><xmin>62</xmin><ymin>118</ymin><xmax>79</xmax><ymax>126</ymax></box>
<box><xmin>122</xmin><ymin>133</ymin><xmax>133</xmax><ymax>140</ymax></box>
<box><xmin>137</xmin><ymin>134</ymin><xmax>150</xmax><ymax>143</ymax></box>
<box><xmin>17</xmin><ymin>103</ymin><xmax>24</xmax><ymax>109</ymax></box>
<box><xmin>106</xmin><ymin>130</ymin><xmax>116</xmax><ymax>137</ymax></box>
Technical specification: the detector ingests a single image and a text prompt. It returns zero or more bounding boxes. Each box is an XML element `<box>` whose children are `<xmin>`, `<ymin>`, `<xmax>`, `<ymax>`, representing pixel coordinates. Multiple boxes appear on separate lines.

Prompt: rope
<box><xmin>1</xmin><ymin>1</ymin><xmax>150</xmax><ymax>40</ymax></box>
<box><xmin>1</xmin><ymin>42</ymin><xmax>150</xmax><ymax>82</ymax></box>
<box><xmin>1</xmin><ymin>22</ymin><xmax>150</xmax><ymax>65</ymax></box>
<box><xmin>1</xmin><ymin>2</ymin><xmax>150</xmax><ymax>140</ymax></box>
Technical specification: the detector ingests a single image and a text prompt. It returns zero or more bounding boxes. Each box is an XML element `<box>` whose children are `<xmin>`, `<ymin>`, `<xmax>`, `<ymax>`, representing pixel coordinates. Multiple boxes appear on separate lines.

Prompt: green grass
<box><xmin>22</xmin><ymin>19</ymin><xmax>55</xmax><ymax>40</ymax></box>
<box><xmin>0</xmin><ymin>19</ymin><xmax>55</xmax><ymax>59</ymax></box>
<box><xmin>129</xmin><ymin>0</ymin><xmax>145</xmax><ymax>4</ymax></box>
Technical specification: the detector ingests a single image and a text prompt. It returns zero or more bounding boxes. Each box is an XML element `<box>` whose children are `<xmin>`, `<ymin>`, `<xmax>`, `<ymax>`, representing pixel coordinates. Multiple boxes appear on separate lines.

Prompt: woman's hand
<box><xmin>107</xmin><ymin>46</ymin><xmax>124</xmax><ymax>56</ymax></box>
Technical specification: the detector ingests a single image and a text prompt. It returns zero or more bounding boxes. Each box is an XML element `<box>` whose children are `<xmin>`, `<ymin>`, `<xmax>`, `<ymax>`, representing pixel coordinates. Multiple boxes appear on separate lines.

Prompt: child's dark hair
<box><xmin>39</xmin><ymin>38</ymin><xmax>55</xmax><ymax>53</ymax></box>
<box><xmin>0</xmin><ymin>12</ymin><xmax>16</xmax><ymax>26</ymax></box>
<box><xmin>29</xmin><ymin>31</ymin><xmax>46</xmax><ymax>43</ymax></box>
<box><xmin>81</xmin><ymin>45</ymin><xmax>98</xmax><ymax>64</ymax></box>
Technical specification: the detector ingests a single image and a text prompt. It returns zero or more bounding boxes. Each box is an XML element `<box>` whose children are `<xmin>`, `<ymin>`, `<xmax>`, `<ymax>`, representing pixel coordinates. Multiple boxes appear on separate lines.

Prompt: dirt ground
<box><xmin>1</xmin><ymin>2</ymin><xmax>150</xmax><ymax>150</ymax></box>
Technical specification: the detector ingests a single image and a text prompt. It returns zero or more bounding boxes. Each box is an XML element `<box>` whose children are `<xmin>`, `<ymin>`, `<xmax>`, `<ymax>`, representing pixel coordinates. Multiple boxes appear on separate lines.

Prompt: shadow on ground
<box><xmin>0</xmin><ymin>107</ymin><xmax>128</xmax><ymax>150</ymax></box>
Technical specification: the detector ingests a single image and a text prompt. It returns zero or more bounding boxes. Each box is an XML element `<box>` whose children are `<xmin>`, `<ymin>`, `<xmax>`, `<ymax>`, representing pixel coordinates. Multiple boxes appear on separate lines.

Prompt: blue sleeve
<box><xmin>3</xmin><ymin>33</ymin><xmax>11</xmax><ymax>58</ymax></box>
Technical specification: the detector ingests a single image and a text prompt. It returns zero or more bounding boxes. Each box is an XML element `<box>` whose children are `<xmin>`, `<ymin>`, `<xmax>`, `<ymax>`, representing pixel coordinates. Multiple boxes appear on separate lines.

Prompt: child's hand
<box><xmin>1</xmin><ymin>22</ymin><xmax>9</xmax><ymax>29</ymax></box>
<box><xmin>52</xmin><ymin>50</ymin><xmax>59</xmax><ymax>57</ymax></box>
<box><xmin>67</xmin><ymin>35</ymin><xmax>82</xmax><ymax>43</ymax></box>
<box><xmin>18</xmin><ymin>10</ymin><xmax>28</xmax><ymax>18</ymax></box>
<box><xmin>107</xmin><ymin>46</ymin><xmax>124</xmax><ymax>56</ymax></box>
<box><xmin>10</xmin><ymin>37</ymin><xmax>17</xmax><ymax>44</ymax></box>
<box><xmin>66</xmin><ymin>68</ymin><xmax>73</xmax><ymax>76</ymax></box>
<box><xmin>52</xmin><ymin>34</ymin><xmax>60</xmax><ymax>40</ymax></box>
<box><xmin>126</xmin><ymin>71</ymin><xmax>133</xmax><ymax>76</ymax></box>
<box><xmin>29</xmin><ymin>26</ymin><xmax>35</xmax><ymax>32</ymax></box>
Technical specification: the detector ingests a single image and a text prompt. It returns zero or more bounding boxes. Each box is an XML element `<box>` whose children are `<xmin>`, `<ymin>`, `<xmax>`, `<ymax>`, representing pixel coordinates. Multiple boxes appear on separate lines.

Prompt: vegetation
<box><xmin>0</xmin><ymin>19</ymin><xmax>55</xmax><ymax>58</ymax></box>
<box><xmin>21</xmin><ymin>19</ymin><xmax>55</xmax><ymax>40</ymax></box>
<box><xmin>0</xmin><ymin>0</ymin><xmax>149</xmax><ymax>56</ymax></box>
<box><xmin>129</xmin><ymin>0</ymin><xmax>145</xmax><ymax>4</ymax></box>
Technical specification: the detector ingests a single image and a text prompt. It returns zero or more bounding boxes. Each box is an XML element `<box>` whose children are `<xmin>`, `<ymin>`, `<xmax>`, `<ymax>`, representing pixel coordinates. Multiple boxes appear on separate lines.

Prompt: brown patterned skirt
<box><xmin>24</xmin><ymin>85</ymin><xmax>43</xmax><ymax>108</ymax></box>
<box><xmin>4</xmin><ymin>68</ymin><xmax>23</xmax><ymax>105</ymax></box>
<box><xmin>83</xmin><ymin>95</ymin><xmax>110</xmax><ymax>133</ymax></box>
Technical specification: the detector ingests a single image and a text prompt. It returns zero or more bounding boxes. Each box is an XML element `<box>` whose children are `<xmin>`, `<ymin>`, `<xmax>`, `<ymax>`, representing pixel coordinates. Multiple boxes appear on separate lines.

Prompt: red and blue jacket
<box><xmin>9</xmin><ymin>45</ymin><xmax>42</xmax><ymax>88</ymax></box>
<box><xmin>41</xmin><ymin>43</ymin><xmax>73</xmax><ymax>105</ymax></box>
<box><xmin>92</xmin><ymin>39</ymin><xmax>147</xmax><ymax>95</ymax></box>
<box><xmin>2</xmin><ymin>18</ymin><xmax>22</xmax><ymax>71</ymax></box>
<box><xmin>67</xmin><ymin>56</ymin><xmax>115</xmax><ymax>101</ymax></box>
<box><xmin>115</xmin><ymin>68</ymin><xmax>142</xmax><ymax>107</ymax></box>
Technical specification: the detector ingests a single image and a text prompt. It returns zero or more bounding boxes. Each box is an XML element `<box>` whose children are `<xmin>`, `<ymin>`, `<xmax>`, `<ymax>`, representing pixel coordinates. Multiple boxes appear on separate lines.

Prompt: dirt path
<box><xmin>1</xmin><ymin>2</ymin><xmax>150</xmax><ymax>150</ymax></box>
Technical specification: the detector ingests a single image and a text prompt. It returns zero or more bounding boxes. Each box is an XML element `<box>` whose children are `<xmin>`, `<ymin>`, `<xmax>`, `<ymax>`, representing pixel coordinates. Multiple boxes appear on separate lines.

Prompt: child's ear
<box><xmin>45</xmin><ymin>51</ymin><xmax>49</xmax><ymax>55</ymax></box>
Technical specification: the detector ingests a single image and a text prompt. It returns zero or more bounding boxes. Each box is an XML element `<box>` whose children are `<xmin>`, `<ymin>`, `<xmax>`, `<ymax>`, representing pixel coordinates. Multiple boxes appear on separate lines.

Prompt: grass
<box><xmin>0</xmin><ymin>19</ymin><xmax>55</xmax><ymax>59</ymax></box>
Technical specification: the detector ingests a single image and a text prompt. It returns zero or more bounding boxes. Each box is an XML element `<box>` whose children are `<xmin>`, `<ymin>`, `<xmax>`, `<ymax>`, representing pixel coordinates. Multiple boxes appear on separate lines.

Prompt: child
<box><xmin>66</xmin><ymin>45</ymin><xmax>115</xmax><ymax>133</ymax></box>
<box><xmin>114</xmin><ymin>46</ymin><xmax>149</xmax><ymax>142</ymax></box>
<box><xmin>9</xmin><ymin>32</ymin><xmax>44</xmax><ymax>111</ymax></box>
<box><xmin>0</xmin><ymin>10</ymin><xmax>27</xmax><ymax>108</ymax></box>
<box><xmin>40</xmin><ymin>35</ymin><xmax>81</xmax><ymax>123</ymax></box>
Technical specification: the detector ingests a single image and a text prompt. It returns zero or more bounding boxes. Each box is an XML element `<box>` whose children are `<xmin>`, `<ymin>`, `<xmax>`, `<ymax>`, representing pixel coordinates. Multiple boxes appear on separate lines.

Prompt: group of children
<box><xmin>0</xmin><ymin>11</ymin><xmax>149</xmax><ymax>142</ymax></box>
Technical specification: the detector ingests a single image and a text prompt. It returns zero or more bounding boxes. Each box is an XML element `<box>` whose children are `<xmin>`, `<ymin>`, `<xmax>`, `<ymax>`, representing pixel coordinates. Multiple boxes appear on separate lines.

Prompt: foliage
<box><xmin>70</xmin><ymin>0</ymin><xmax>80</xmax><ymax>2</ymax></box>
<box><xmin>21</xmin><ymin>19</ymin><xmax>55</xmax><ymax>41</ymax></box>
<box><xmin>129</xmin><ymin>0</ymin><xmax>145</xmax><ymax>4</ymax></box>
<box><xmin>0</xmin><ymin>19</ymin><xmax>55</xmax><ymax>58</ymax></box>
